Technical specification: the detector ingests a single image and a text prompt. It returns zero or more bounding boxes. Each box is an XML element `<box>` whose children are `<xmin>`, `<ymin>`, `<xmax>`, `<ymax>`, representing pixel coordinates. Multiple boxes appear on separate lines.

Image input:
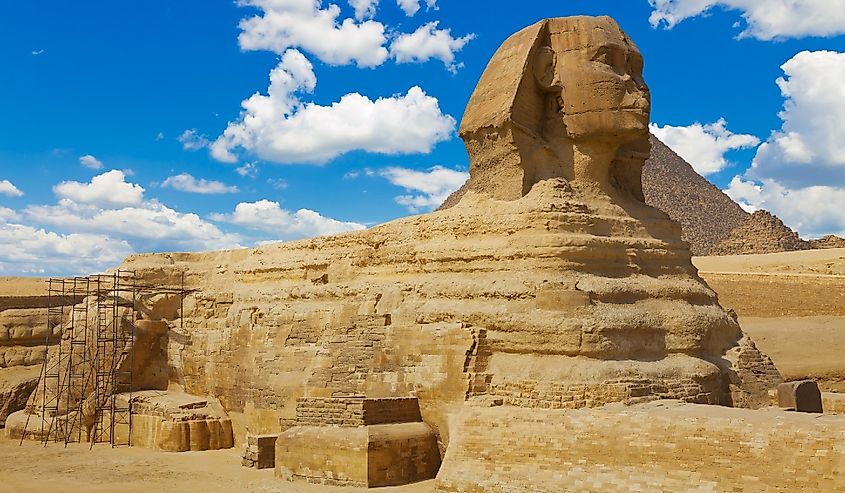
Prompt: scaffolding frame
<box><xmin>19</xmin><ymin>270</ymin><xmax>185</xmax><ymax>449</ymax></box>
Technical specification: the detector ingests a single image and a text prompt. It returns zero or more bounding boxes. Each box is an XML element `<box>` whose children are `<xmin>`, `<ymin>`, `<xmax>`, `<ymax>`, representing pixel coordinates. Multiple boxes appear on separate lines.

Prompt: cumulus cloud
<box><xmin>27</xmin><ymin>170</ymin><xmax>241</xmax><ymax>256</ymax></box>
<box><xmin>211</xmin><ymin>199</ymin><xmax>365</xmax><ymax>240</ymax></box>
<box><xmin>0</xmin><ymin>207</ymin><xmax>20</xmax><ymax>221</ymax></box>
<box><xmin>54</xmin><ymin>170</ymin><xmax>145</xmax><ymax>208</ymax></box>
<box><xmin>648</xmin><ymin>0</ymin><xmax>845</xmax><ymax>40</ymax></box>
<box><xmin>396</xmin><ymin>0</ymin><xmax>436</xmax><ymax>16</ymax></box>
<box><xmin>162</xmin><ymin>173</ymin><xmax>240</xmax><ymax>194</ymax></box>
<box><xmin>390</xmin><ymin>21</ymin><xmax>475</xmax><ymax>73</ymax></box>
<box><xmin>0</xmin><ymin>180</ymin><xmax>24</xmax><ymax>197</ymax></box>
<box><xmin>726</xmin><ymin>177</ymin><xmax>845</xmax><ymax>237</ymax></box>
<box><xmin>178</xmin><ymin>129</ymin><xmax>211</xmax><ymax>151</ymax></box>
<box><xmin>211</xmin><ymin>49</ymin><xmax>455</xmax><ymax>164</ymax></box>
<box><xmin>0</xmin><ymin>220</ymin><xmax>133</xmax><ymax>276</ymax></box>
<box><xmin>236</xmin><ymin>162</ymin><xmax>259</xmax><ymax>178</ymax></box>
<box><xmin>349</xmin><ymin>0</ymin><xmax>378</xmax><ymax>19</ymax></box>
<box><xmin>0</xmin><ymin>171</ymin><xmax>246</xmax><ymax>275</ymax></box>
<box><xmin>379</xmin><ymin>165</ymin><xmax>468</xmax><ymax>212</ymax></box>
<box><xmin>237</xmin><ymin>0</ymin><xmax>388</xmax><ymax>67</ymax></box>
<box><xmin>649</xmin><ymin>119</ymin><xmax>760</xmax><ymax>176</ymax></box>
<box><xmin>27</xmin><ymin>200</ymin><xmax>240</xmax><ymax>254</ymax></box>
<box><xmin>724</xmin><ymin>50</ymin><xmax>845</xmax><ymax>238</ymax></box>
<box><xmin>746</xmin><ymin>51</ymin><xmax>845</xmax><ymax>188</ymax></box>
<box><xmin>79</xmin><ymin>154</ymin><xmax>104</xmax><ymax>169</ymax></box>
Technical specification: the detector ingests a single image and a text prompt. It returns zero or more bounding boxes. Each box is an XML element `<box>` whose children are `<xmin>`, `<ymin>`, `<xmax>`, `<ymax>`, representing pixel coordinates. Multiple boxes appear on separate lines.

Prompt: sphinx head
<box><xmin>458</xmin><ymin>16</ymin><xmax>651</xmax><ymax>200</ymax></box>
<box><xmin>537</xmin><ymin>17</ymin><xmax>650</xmax><ymax>142</ymax></box>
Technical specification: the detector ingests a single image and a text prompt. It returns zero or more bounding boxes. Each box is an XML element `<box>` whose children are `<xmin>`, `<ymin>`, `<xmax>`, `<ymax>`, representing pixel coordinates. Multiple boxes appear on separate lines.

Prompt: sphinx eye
<box><xmin>591</xmin><ymin>47</ymin><xmax>612</xmax><ymax>65</ymax></box>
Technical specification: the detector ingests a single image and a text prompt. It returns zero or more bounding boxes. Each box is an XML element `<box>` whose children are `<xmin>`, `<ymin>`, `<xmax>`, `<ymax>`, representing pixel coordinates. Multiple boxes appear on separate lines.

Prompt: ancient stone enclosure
<box><xmin>2</xmin><ymin>15</ymin><xmax>844</xmax><ymax>492</ymax></box>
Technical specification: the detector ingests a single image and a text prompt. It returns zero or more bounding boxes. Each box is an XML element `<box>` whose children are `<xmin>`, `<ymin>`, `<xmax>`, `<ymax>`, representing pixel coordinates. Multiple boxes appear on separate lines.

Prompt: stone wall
<box><xmin>295</xmin><ymin>397</ymin><xmax>423</xmax><ymax>427</ymax></box>
<box><xmin>436</xmin><ymin>401</ymin><xmax>845</xmax><ymax>492</ymax></box>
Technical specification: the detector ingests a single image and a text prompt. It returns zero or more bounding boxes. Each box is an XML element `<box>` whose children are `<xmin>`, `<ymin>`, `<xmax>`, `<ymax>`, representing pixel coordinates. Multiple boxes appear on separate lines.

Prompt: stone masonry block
<box><xmin>778</xmin><ymin>380</ymin><xmax>823</xmax><ymax>413</ymax></box>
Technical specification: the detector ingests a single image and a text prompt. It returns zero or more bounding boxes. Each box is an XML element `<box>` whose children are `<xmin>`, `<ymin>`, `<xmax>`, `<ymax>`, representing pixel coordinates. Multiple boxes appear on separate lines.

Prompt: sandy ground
<box><xmin>694</xmin><ymin>249</ymin><xmax>845</xmax><ymax>392</ymax></box>
<box><xmin>741</xmin><ymin>316</ymin><xmax>845</xmax><ymax>392</ymax></box>
<box><xmin>0</xmin><ymin>435</ymin><xmax>435</xmax><ymax>493</ymax></box>
<box><xmin>694</xmin><ymin>248</ymin><xmax>845</xmax><ymax>317</ymax></box>
<box><xmin>0</xmin><ymin>277</ymin><xmax>49</xmax><ymax>297</ymax></box>
<box><xmin>693</xmin><ymin>247</ymin><xmax>845</xmax><ymax>276</ymax></box>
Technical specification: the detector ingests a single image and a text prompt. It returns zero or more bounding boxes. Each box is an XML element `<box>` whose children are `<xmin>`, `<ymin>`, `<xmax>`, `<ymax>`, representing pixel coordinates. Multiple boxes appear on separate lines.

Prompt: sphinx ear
<box><xmin>533</xmin><ymin>46</ymin><xmax>557</xmax><ymax>91</ymax></box>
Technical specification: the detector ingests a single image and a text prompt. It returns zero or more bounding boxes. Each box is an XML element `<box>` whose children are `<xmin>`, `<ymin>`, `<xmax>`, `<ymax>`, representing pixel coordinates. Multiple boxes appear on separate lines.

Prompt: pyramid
<box><xmin>641</xmin><ymin>136</ymin><xmax>750</xmax><ymax>255</ymax></box>
<box><xmin>709</xmin><ymin>210</ymin><xmax>812</xmax><ymax>255</ymax></box>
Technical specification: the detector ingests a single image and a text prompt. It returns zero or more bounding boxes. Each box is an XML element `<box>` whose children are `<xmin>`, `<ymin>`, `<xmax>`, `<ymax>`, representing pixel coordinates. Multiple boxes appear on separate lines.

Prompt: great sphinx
<box><xmin>8</xmin><ymin>14</ymin><xmax>784</xmax><ymax>489</ymax></box>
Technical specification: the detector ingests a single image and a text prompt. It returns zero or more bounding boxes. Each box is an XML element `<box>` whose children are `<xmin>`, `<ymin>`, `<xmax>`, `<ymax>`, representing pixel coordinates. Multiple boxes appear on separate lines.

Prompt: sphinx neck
<box><xmin>572</xmin><ymin>139</ymin><xmax>619</xmax><ymax>194</ymax></box>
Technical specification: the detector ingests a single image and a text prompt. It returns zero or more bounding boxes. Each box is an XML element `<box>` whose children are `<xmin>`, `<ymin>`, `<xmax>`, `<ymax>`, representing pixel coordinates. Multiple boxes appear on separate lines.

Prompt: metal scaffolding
<box><xmin>19</xmin><ymin>270</ymin><xmax>186</xmax><ymax>449</ymax></box>
<box><xmin>18</xmin><ymin>271</ymin><xmax>137</xmax><ymax>448</ymax></box>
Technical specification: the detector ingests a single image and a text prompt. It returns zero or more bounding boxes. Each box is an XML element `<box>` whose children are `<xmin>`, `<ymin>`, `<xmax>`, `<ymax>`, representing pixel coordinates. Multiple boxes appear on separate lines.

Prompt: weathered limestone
<box><xmin>778</xmin><ymin>380</ymin><xmax>823</xmax><ymax>413</ymax></box>
<box><xmin>242</xmin><ymin>434</ymin><xmax>277</xmax><ymax>469</ymax></box>
<box><xmin>0</xmin><ymin>281</ymin><xmax>70</xmax><ymax>427</ymax></box>
<box><xmin>276</xmin><ymin>397</ymin><xmax>440</xmax><ymax>487</ymax></box>
<box><xmin>130</xmin><ymin>391</ymin><xmax>234</xmax><ymax>452</ymax></box>
<box><xmin>435</xmin><ymin>400</ymin><xmax>845</xmax><ymax>492</ymax></box>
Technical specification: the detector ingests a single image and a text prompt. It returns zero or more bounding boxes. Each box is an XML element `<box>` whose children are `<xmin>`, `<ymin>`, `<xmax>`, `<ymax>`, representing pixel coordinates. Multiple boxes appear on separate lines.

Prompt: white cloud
<box><xmin>155</xmin><ymin>132</ymin><xmax>165</xmax><ymax>141</ymax></box>
<box><xmin>0</xmin><ymin>220</ymin><xmax>133</xmax><ymax>276</ymax></box>
<box><xmin>30</xmin><ymin>170</ymin><xmax>241</xmax><ymax>254</ymax></box>
<box><xmin>390</xmin><ymin>21</ymin><xmax>475</xmax><ymax>73</ymax></box>
<box><xmin>162</xmin><ymin>173</ymin><xmax>240</xmax><ymax>194</ymax></box>
<box><xmin>26</xmin><ymin>199</ymin><xmax>240</xmax><ymax>254</ymax></box>
<box><xmin>53</xmin><ymin>170</ymin><xmax>144</xmax><ymax>208</ymax></box>
<box><xmin>79</xmin><ymin>154</ymin><xmax>104</xmax><ymax>169</ymax></box>
<box><xmin>237</xmin><ymin>0</ymin><xmax>388</xmax><ymax>67</ymax></box>
<box><xmin>349</xmin><ymin>0</ymin><xmax>378</xmax><ymax>19</ymax></box>
<box><xmin>726</xmin><ymin>177</ymin><xmax>845</xmax><ymax>237</ymax></box>
<box><xmin>0</xmin><ymin>180</ymin><xmax>24</xmax><ymax>197</ymax></box>
<box><xmin>396</xmin><ymin>0</ymin><xmax>436</xmax><ymax>16</ymax></box>
<box><xmin>0</xmin><ymin>171</ymin><xmax>242</xmax><ymax>276</ymax></box>
<box><xmin>178</xmin><ymin>129</ymin><xmax>211</xmax><ymax>151</ymax></box>
<box><xmin>236</xmin><ymin>162</ymin><xmax>259</xmax><ymax>178</ymax></box>
<box><xmin>211</xmin><ymin>199</ymin><xmax>365</xmax><ymax>240</ymax></box>
<box><xmin>379</xmin><ymin>165</ymin><xmax>468</xmax><ymax>212</ymax></box>
<box><xmin>648</xmin><ymin>0</ymin><xmax>845</xmax><ymax>40</ymax></box>
<box><xmin>649</xmin><ymin>119</ymin><xmax>760</xmax><ymax>175</ymax></box>
<box><xmin>212</xmin><ymin>49</ymin><xmax>455</xmax><ymax>164</ymax></box>
<box><xmin>747</xmin><ymin>51</ymin><xmax>845</xmax><ymax>188</ymax></box>
<box><xmin>724</xmin><ymin>50</ymin><xmax>845</xmax><ymax>239</ymax></box>
<box><xmin>0</xmin><ymin>207</ymin><xmax>19</xmax><ymax>221</ymax></box>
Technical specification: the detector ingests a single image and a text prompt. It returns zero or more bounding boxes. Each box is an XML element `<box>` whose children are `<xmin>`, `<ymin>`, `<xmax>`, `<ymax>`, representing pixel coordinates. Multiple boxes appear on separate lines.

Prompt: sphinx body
<box><xmin>9</xmin><ymin>16</ymin><xmax>781</xmax><ymax>473</ymax></box>
<box><xmin>91</xmin><ymin>17</ymin><xmax>781</xmax><ymax>451</ymax></box>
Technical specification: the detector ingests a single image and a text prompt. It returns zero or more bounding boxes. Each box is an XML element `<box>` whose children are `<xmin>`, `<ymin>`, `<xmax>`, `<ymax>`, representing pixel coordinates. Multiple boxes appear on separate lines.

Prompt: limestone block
<box><xmin>436</xmin><ymin>402</ymin><xmax>845</xmax><ymax>492</ymax></box>
<box><xmin>242</xmin><ymin>434</ymin><xmax>278</xmax><ymax>469</ymax></box>
<box><xmin>778</xmin><ymin>380</ymin><xmax>823</xmax><ymax>413</ymax></box>
<box><xmin>128</xmin><ymin>391</ymin><xmax>234</xmax><ymax>452</ymax></box>
<box><xmin>0</xmin><ymin>365</ymin><xmax>40</xmax><ymax>426</ymax></box>
<box><xmin>276</xmin><ymin>422</ymin><xmax>440</xmax><ymax>488</ymax></box>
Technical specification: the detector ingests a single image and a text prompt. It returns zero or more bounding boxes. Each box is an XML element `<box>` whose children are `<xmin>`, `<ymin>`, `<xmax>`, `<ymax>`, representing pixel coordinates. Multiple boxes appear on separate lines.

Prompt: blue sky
<box><xmin>2</xmin><ymin>0</ymin><xmax>845</xmax><ymax>275</ymax></box>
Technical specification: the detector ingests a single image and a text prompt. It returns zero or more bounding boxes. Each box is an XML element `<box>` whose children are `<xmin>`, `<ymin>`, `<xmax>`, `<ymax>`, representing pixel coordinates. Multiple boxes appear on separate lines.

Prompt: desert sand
<box><xmin>695</xmin><ymin>248</ymin><xmax>845</xmax><ymax>391</ymax></box>
<box><xmin>0</xmin><ymin>435</ymin><xmax>433</xmax><ymax>493</ymax></box>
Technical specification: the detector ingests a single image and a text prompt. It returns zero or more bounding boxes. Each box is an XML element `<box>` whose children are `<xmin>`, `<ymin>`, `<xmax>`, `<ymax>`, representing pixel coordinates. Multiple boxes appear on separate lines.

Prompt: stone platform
<box><xmin>436</xmin><ymin>400</ymin><xmax>845</xmax><ymax>492</ymax></box>
<box><xmin>130</xmin><ymin>391</ymin><xmax>234</xmax><ymax>452</ymax></box>
<box><xmin>276</xmin><ymin>397</ymin><xmax>440</xmax><ymax>487</ymax></box>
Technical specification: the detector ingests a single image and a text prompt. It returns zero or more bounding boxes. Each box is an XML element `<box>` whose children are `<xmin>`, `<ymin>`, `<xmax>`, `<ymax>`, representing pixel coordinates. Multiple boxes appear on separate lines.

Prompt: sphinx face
<box><xmin>546</xmin><ymin>18</ymin><xmax>651</xmax><ymax>143</ymax></box>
